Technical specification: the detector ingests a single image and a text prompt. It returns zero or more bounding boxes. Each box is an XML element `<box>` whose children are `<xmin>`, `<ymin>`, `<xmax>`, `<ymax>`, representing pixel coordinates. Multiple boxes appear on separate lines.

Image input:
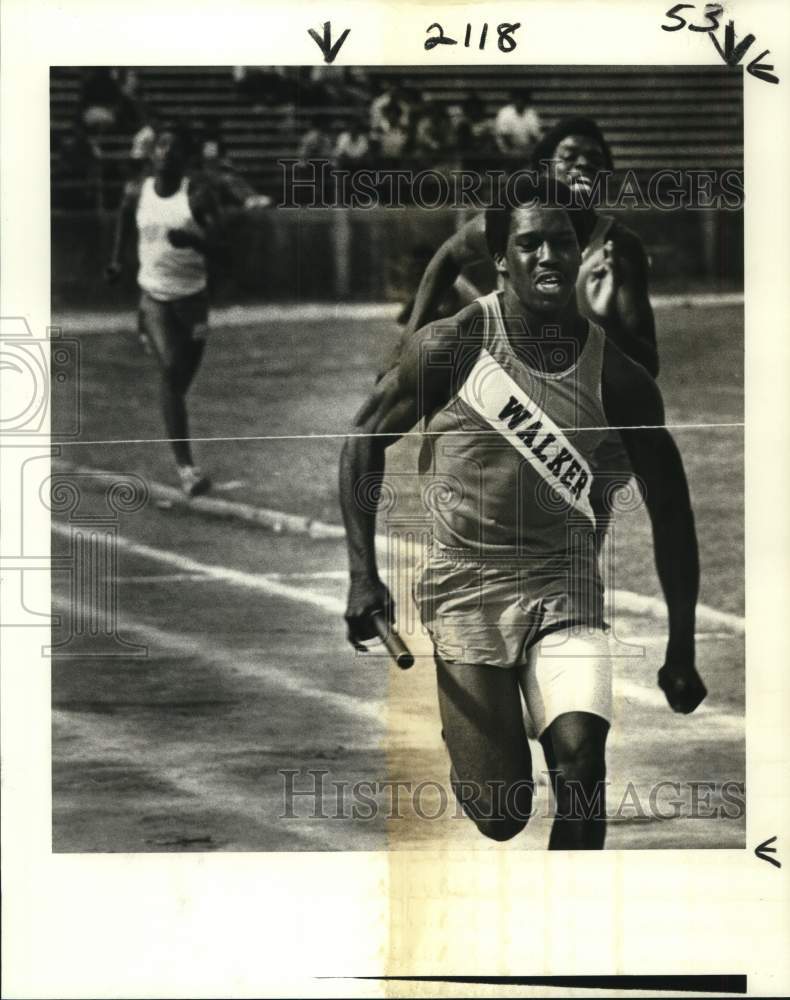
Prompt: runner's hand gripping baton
<box><xmin>371</xmin><ymin>611</ymin><xmax>414</xmax><ymax>670</ymax></box>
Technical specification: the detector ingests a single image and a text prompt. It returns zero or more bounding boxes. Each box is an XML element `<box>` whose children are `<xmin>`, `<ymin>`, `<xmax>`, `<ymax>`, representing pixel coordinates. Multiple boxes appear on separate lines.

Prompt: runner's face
<box><xmin>497</xmin><ymin>206</ymin><xmax>581</xmax><ymax>313</ymax></box>
<box><xmin>551</xmin><ymin>134</ymin><xmax>607</xmax><ymax>193</ymax></box>
<box><xmin>152</xmin><ymin>132</ymin><xmax>185</xmax><ymax>176</ymax></box>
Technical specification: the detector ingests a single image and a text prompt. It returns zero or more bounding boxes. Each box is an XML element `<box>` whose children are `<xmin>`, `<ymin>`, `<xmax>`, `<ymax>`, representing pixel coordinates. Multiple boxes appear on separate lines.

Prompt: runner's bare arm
<box><xmin>105</xmin><ymin>182</ymin><xmax>140</xmax><ymax>282</ymax></box>
<box><xmin>586</xmin><ymin>226</ymin><xmax>659</xmax><ymax>377</ymax></box>
<box><xmin>340</xmin><ymin>306</ymin><xmax>480</xmax><ymax>645</ymax></box>
<box><xmin>406</xmin><ymin>215</ymin><xmax>489</xmax><ymax>334</ymax></box>
<box><xmin>602</xmin><ymin>341</ymin><xmax>706</xmax><ymax>713</ymax></box>
<box><xmin>169</xmin><ymin>176</ymin><xmax>226</xmax><ymax>254</ymax></box>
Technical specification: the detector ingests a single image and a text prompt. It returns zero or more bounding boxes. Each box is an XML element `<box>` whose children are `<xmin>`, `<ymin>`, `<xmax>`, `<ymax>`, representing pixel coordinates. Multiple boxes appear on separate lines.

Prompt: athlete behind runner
<box><xmin>105</xmin><ymin>123</ymin><xmax>223</xmax><ymax>497</ymax></box>
<box><xmin>399</xmin><ymin>116</ymin><xmax>657</xmax><ymax>377</ymax></box>
<box><xmin>391</xmin><ymin>116</ymin><xmax>657</xmax><ymax>548</ymax></box>
<box><xmin>340</xmin><ymin>177</ymin><xmax>706</xmax><ymax>849</ymax></box>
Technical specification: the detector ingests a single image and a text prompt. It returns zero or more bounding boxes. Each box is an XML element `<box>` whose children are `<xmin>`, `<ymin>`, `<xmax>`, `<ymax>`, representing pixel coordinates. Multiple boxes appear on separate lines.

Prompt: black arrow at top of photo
<box><xmin>308</xmin><ymin>22</ymin><xmax>351</xmax><ymax>64</ymax></box>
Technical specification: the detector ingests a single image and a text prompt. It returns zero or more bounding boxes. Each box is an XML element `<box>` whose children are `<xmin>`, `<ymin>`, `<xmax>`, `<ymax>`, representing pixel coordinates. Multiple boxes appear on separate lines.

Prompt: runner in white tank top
<box><xmin>106</xmin><ymin>124</ymin><xmax>223</xmax><ymax>496</ymax></box>
<box><xmin>136</xmin><ymin>174</ymin><xmax>207</xmax><ymax>301</ymax></box>
<box><xmin>341</xmin><ymin>179</ymin><xmax>706</xmax><ymax>849</ymax></box>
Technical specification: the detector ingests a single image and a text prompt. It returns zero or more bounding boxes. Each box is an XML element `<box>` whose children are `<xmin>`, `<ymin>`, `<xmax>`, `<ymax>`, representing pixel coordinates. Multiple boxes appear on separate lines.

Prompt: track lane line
<box><xmin>50</xmin><ymin>590</ymin><xmax>381</xmax><ymax>726</ymax></box>
<box><xmin>52</xmin><ymin>520</ymin><xmax>744</xmax><ymax>737</ymax></box>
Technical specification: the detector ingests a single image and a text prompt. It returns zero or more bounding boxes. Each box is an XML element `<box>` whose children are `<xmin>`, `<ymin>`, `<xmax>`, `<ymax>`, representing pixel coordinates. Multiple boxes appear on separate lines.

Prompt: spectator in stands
<box><xmin>78</xmin><ymin>67</ymin><xmax>123</xmax><ymax>133</ymax></box>
<box><xmin>333</xmin><ymin>116</ymin><xmax>371</xmax><ymax>171</ymax></box>
<box><xmin>233</xmin><ymin>66</ymin><xmax>291</xmax><ymax>107</ymax></box>
<box><xmin>125</xmin><ymin>106</ymin><xmax>162</xmax><ymax>196</ymax></box>
<box><xmin>370</xmin><ymin>84</ymin><xmax>410</xmax><ymax>137</ymax></box>
<box><xmin>198</xmin><ymin>126</ymin><xmax>271</xmax><ymax>210</ymax></box>
<box><xmin>52</xmin><ymin>126</ymin><xmax>101</xmax><ymax>211</ymax></box>
<box><xmin>373</xmin><ymin>103</ymin><xmax>410</xmax><ymax>166</ymax></box>
<box><xmin>340</xmin><ymin>68</ymin><xmax>372</xmax><ymax>110</ymax></box>
<box><xmin>130</xmin><ymin>121</ymin><xmax>157</xmax><ymax>167</ymax></box>
<box><xmin>115</xmin><ymin>70</ymin><xmax>148</xmax><ymax>135</ymax></box>
<box><xmin>414</xmin><ymin>102</ymin><xmax>454</xmax><ymax>161</ymax></box>
<box><xmin>298</xmin><ymin>115</ymin><xmax>334</xmax><ymax>164</ymax></box>
<box><xmin>456</xmin><ymin>94</ymin><xmax>494</xmax><ymax>167</ymax></box>
<box><xmin>296</xmin><ymin>115</ymin><xmax>334</xmax><ymax>203</ymax></box>
<box><xmin>494</xmin><ymin>88</ymin><xmax>542</xmax><ymax>159</ymax></box>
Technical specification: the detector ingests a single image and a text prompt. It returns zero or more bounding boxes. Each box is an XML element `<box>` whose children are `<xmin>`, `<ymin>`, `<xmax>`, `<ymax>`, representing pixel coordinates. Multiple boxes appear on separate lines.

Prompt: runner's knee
<box><xmin>554</xmin><ymin>742</ymin><xmax>606</xmax><ymax>788</ymax></box>
<box><xmin>551</xmin><ymin>741</ymin><xmax>607</xmax><ymax>820</ymax></box>
<box><xmin>451</xmin><ymin>776</ymin><xmax>533</xmax><ymax>841</ymax></box>
<box><xmin>475</xmin><ymin>815</ymin><xmax>527</xmax><ymax>842</ymax></box>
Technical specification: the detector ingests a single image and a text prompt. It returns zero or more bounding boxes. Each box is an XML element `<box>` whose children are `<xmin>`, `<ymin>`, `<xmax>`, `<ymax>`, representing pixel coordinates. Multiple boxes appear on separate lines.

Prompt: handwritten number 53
<box><xmin>661</xmin><ymin>4</ymin><xmax>779</xmax><ymax>83</ymax></box>
<box><xmin>662</xmin><ymin>3</ymin><xmax>722</xmax><ymax>32</ymax></box>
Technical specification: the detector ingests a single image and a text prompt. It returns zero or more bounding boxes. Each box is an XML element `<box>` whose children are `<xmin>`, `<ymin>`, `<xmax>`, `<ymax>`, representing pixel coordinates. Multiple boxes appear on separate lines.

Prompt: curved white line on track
<box><xmin>51</xmin><ymin>521</ymin><xmax>743</xmax><ymax>739</ymax></box>
<box><xmin>51</xmin><ymin>460</ymin><xmax>746</xmax><ymax>637</ymax></box>
<box><xmin>51</xmin><ymin>586</ymin><xmax>379</xmax><ymax>725</ymax></box>
<box><xmin>51</xmin><ymin>520</ymin><xmax>345</xmax><ymax>615</ymax></box>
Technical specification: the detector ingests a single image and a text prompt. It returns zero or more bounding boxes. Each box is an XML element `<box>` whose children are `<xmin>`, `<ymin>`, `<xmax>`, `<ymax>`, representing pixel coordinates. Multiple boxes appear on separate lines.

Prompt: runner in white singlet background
<box><xmin>340</xmin><ymin>177</ymin><xmax>706</xmax><ymax>850</ymax></box>
<box><xmin>106</xmin><ymin>124</ymin><xmax>223</xmax><ymax>497</ymax></box>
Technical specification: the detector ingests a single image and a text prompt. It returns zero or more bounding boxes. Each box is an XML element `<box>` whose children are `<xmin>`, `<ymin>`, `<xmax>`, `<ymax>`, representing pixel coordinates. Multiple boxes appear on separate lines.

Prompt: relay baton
<box><xmin>371</xmin><ymin>611</ymin><xmax>414</xmax><ymax>670</ymax></box>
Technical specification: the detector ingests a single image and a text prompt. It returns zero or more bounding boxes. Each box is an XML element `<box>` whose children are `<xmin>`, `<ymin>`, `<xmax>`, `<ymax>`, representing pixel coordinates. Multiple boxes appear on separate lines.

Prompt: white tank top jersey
<box><xmin>423</xmin><ymin>290</ymin><xmax>610</xmax><ymax>557</ymax></box>
<box><xmin>136</xmin><ymin>176</ymin><xmax>207</xmax><ymax>301</ymax></box>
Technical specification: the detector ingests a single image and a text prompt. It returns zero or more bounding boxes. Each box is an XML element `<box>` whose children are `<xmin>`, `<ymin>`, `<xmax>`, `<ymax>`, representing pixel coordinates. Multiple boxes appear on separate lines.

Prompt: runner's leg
<box><xmin>520</xmin><ymin>628</ymin><xmax>612</xmax><ymax>850</ymax></box>
<box><xmin>140</xmin><ymin>294</ymin><xmax>199</xmax><ymax>468</ymax></box>
<box><xmin>435</xmin><ymin>655</ymin><xmax>534</xmax><ymax>841</ymax></box>
<box><xmin>540</xmin><ymin>711</ymin><xmax>609</xmax><ymax>850</ymax></box>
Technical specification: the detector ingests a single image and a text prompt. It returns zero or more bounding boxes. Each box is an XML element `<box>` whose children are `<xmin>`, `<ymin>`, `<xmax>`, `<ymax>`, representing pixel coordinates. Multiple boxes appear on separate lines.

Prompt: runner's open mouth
<box><xmin>535</xmin><ymin>270</ymin><xmax>565</xmax><ymax>289</ymax></box>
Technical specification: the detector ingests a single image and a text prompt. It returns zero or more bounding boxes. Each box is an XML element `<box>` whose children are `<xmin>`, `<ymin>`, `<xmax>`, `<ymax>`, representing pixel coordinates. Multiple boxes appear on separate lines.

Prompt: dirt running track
<box><xmin>50</xmin><ymin>305</ymin><xmax>745</xmax><ymax>852</ymax></box>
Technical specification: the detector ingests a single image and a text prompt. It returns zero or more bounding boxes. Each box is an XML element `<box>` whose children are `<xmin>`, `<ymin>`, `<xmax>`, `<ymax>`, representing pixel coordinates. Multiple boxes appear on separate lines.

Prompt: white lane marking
<box><xmin>261</xmin><ymin>570</ymin><xmax>349</xmax><ymax>581</ymax></box>
<box><xmin>117</xmin><ymin>570</ymin><xmax>349</xmax><ymax>584</ymax></box>
<box><xmin>52</xmin><ymin>521</ymin><xmax>744</xmax><ymax>738</ymax></box>
<box><xmin>50</xmin><ymin>589</ymin><xmax>381</xmax><ymax>725</ymax></box>
<box><xmin>609</xmin><ymin>588</ymin><xmax>744</xmax><ymax>636</ymax></box>
<box><xmin>51</xmin><ymin>708</ymin><xmax>358</xmax><ymax>852</ymax></box>
<box><xmin>117</xmin><ymin>573</ymin><xmax>211</xmax><ymax>584</ymax></box>
<box><xmin>612</xmin><ymin>632</ymin><xmax>734</xmax><ymax>645</ymax></box>
<box><xmin>53</xmin><ymin>460</ymin><xmax>345</xmax><ymax>540</ymax></box>
<box><xmin>51</xmin><ymin>520</ymin><xmax>345</xmax><ymax>616</ymax></box>
<box><xmin>613</xmin><ymin>676</ymin><xmax>743</xmax><ymax>738</ymax></box>
<box><xmin>51</xmin><ymin>460</ymin><xmax>746</xmax><ymax>637</ymax></box>
<box><xmin>53</xmin><ymin>293</ymin><xmax>743</xmax><ymax>334</ymax></box>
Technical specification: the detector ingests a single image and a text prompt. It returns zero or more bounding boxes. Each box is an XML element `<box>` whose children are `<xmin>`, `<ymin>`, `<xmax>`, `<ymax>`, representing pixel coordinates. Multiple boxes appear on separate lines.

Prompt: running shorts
<box><xmin>414</xmin><ymin>539</ymin><xmax>606</xmax><ymax>669</ymax></box>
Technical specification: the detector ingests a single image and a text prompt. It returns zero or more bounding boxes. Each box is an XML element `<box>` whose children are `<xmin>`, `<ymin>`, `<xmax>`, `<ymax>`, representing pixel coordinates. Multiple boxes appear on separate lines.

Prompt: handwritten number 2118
<box><xmin>425</xmin><ymin>22</ymin><xmax>520</xmax><ymax>52</ymax></box>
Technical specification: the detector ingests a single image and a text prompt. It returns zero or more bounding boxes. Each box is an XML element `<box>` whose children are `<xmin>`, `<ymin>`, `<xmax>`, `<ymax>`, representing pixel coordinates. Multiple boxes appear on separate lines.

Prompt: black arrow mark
<box><xmin>308</xmin><ymin>21</ymin><xmax>350</xmax><ymax>64</ymax></box>
<box><xmin>755</xmin><ymin>835</ymin><xmax>781</xmax><ymax>869</ymax></box>
<box><xmin>708</xmin><ymin>19</ymin><xmax>756</xmax><ymax>66</ymax></box>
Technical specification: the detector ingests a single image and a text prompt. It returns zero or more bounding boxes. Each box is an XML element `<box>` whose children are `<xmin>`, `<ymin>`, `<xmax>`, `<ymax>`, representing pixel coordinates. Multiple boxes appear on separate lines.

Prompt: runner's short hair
<box><xmin>485</xmin><ymin>176</ymin><xmax>595</xmax><ymax>257</ymax></box>
<box><xmin>155</xmin><ymin>121</ymin><xmax>195</xmax><ymax>159</ymax></box>
<box><xmin>533</xmin><ymin>116</ymin><xmax>614</xmax><ymax>171</ymax></box>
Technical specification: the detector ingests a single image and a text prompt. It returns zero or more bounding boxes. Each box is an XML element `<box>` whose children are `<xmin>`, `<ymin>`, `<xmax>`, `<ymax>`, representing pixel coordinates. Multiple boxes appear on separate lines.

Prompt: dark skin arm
<box><xmin>602</xmin><ymin>340</ymin><xmax>705</xmax><ymax>713</ymax></box>
<box><xmin>406</xmin><ymin>215</ymin><xmax>489</xmax><ymax>335</ymax></box>
<box><xmin>340</xmin><ymin>303</ymin><xmax>482</xmax><ymax>646</ymax></box>
<box><xmin>166</xmin><ymin>176</ymin><xmax>225</xmax><ymax>255</ymax></box>
<box><xmin>105</xmin><ymin>182</ymin><xmax>140</xmax><ymax>282</ymax></box>
<box><xmin>585</xmin><ymin>223</ymin><xmax>659</xmax><ymax>377</ymax></box>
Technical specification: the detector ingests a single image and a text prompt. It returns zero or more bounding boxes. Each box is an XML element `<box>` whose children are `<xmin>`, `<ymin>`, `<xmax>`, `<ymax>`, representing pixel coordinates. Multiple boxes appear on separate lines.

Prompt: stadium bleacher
<box><xmin>50</xmin><ymin>65</ymin><xmax>743</xmax><ymax>210</ymax></box>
